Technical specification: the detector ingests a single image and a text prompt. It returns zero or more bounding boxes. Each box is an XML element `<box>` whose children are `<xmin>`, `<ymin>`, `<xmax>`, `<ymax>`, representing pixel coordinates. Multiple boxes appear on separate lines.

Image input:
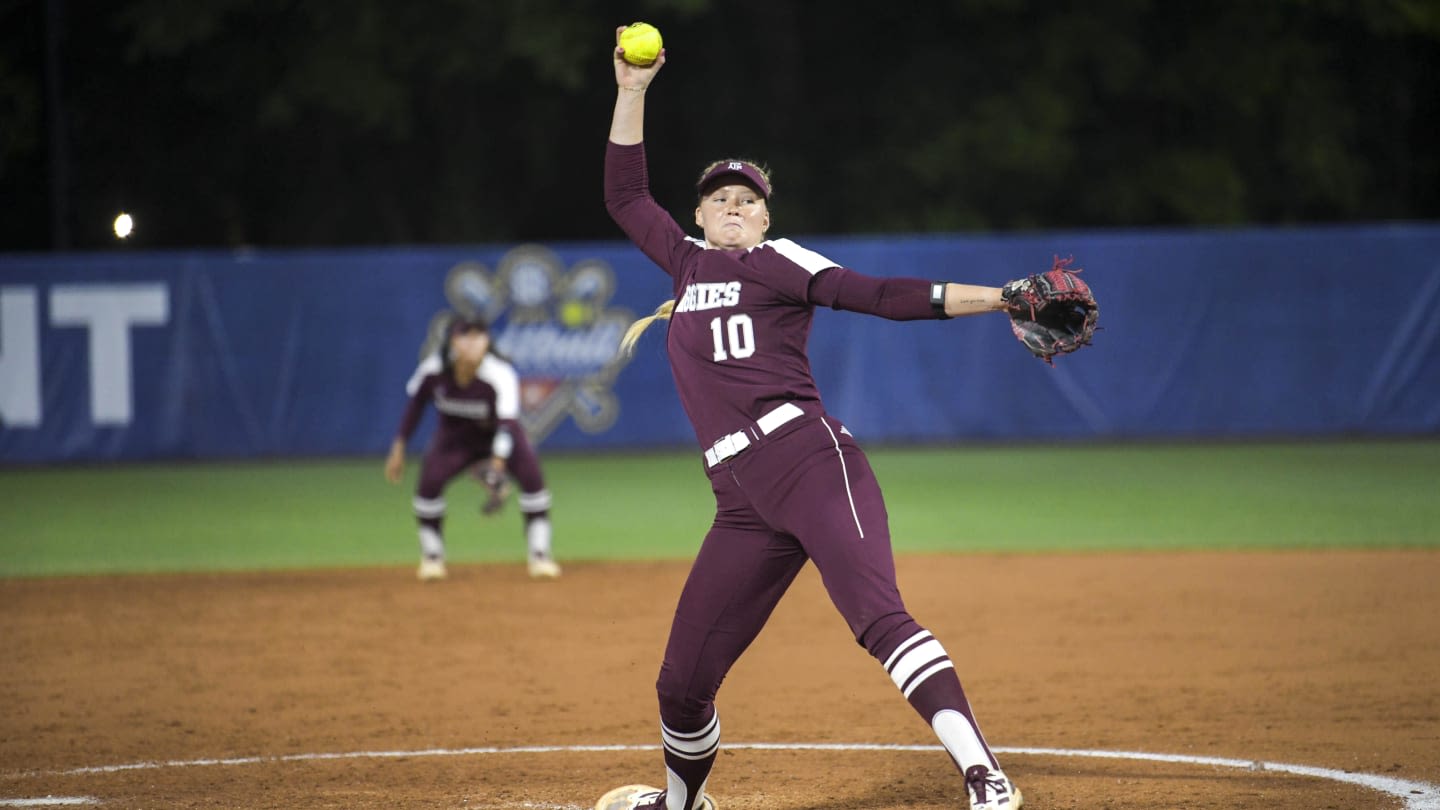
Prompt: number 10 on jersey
<box><xmin>710</xmin><ymin>314</ymin><xmax>755</xmax><ymax>361</ymax></box>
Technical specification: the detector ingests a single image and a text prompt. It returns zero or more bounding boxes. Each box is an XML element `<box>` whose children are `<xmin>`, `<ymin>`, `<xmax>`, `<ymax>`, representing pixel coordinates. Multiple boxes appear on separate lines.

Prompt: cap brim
<box><xmin>699</xmin><ymin>173</ymin><xmax>764</xmax><ymax>198</ymax></box>
<box><xmin>696</xmin><ymin>162</ymin><xmax>771</xmax><ymax>199</ymax></box>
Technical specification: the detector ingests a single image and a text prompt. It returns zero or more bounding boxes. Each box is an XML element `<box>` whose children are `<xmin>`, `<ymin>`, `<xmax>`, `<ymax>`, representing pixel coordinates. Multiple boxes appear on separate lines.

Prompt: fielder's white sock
<box><xmin>418</xmin><ymin>526</ymin><xmax>445</xmax><ymax>560</ymax></box>
<box><xmin>525</xmin><ymin>516</ymin><xmax>552</xmax><ymax>559</ymax></box>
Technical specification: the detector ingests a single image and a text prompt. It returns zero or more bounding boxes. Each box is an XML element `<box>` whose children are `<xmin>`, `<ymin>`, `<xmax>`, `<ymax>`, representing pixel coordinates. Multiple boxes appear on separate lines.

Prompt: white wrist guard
<box><xmin>491</xmin><ymin>428</ymin><xmax>514</xmax><ymax>460</ymax></box>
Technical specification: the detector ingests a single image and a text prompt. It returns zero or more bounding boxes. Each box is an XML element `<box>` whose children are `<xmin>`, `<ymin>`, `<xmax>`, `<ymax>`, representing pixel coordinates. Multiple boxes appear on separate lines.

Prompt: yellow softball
<box><xmin>619</xmin><ymin>22</ymin><xmax>663</xmax><ymax>66</ymax></box>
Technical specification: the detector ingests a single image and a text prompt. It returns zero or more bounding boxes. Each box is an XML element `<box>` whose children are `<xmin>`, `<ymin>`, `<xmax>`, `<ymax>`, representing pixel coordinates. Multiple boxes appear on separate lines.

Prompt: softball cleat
<box><xmin>965</xmin><ymin>764</ymin><xmax>1022</xmax><ymax>810</ymax></box>
<box><xmin>527</xmin><ymin>556</ymin><xmax>562</xmax><ymax>579</ymax></box>
<box><xmin>416</xmin><ymin>557</ymin><xmax>448</xmax><ymax>582</ymax></box>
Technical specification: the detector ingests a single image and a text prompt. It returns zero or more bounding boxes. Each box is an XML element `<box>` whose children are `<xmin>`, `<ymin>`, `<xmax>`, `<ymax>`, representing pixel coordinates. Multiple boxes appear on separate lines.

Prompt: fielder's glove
<box><xmin>1000</xmin><ymin>255</ymin><xmax>1099</xmax><ymax>365</ymax></box>
<box><xmin>478</xmin><ymin>466</ymin><xmax>512</xmax><ymax>516</ymax></box>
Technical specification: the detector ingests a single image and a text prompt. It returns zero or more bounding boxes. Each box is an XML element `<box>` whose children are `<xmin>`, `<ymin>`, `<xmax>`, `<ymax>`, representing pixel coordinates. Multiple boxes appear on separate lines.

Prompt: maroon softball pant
<box><xmin>416</xmin><ymin>423</ymin><xmax>546</xmax><ymax>501</ymax></box>
<box><xmin>655</xmin><ymin>413</ymin><xmax>914</xmax><ymax>729</ymax></box>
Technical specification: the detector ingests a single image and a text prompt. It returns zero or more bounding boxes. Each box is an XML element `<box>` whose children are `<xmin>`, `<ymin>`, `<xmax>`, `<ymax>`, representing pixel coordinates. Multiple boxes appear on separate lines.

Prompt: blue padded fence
<box><xmin>2</xmin><ymin>224</ymin><xmax>1437</xmax><ymax>463</ymax></box>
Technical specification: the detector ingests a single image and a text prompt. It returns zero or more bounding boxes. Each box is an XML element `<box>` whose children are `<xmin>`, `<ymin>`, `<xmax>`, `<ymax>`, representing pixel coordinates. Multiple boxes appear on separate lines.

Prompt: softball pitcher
<box><xmin>384</xmin><ymin>315</ymin><xmax>560</xmax><ymax>581</ymax></box>
<box><xmin>596</xmin><ymin>27</ymin><xmax>1022</xmax><ymax>810</ymax></box>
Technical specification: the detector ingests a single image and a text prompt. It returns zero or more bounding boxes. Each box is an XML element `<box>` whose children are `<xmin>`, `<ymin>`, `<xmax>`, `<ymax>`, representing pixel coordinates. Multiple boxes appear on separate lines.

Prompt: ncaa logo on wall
<box><xmin>420</xmin><ymin>244</ymin><xmax>635</xmax><ymax>444</ymax></box>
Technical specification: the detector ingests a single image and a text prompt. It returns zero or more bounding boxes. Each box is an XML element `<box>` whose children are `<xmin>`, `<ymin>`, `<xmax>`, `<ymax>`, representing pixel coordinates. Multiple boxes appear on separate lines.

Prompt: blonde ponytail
<box><xmin>619</xmin><ymin>299</ymin><xmax>676</xmax><ymax>356</ymax></box>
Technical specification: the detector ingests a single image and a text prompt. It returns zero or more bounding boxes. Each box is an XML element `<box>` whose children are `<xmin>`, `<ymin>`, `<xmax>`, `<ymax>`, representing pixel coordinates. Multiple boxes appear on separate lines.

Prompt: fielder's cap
<box><xmin>696</xmin><ymin>160</ymin><xmax>771</xmax><ymax>200</ymax></box>
<box><xmin>447</xmin><ymin>313</ymin><xmax>489</xmax><ymax>335</ymax></box>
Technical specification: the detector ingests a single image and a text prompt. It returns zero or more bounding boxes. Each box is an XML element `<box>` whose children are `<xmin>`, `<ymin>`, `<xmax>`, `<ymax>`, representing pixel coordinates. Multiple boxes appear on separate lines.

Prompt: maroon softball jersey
<box><xmin>396</xmin><ymin>353</ymin><xmax>514</xmax><ymax>446</ymax></box>
<box><xmin>605</xmin><ymin>141</ymin><xmax>946</xmax><ymax>452</ymax></box>
<box><xmin>395</xmin><ymin>353</ymin><xmax>545</xmax><ymax>498</ymax></box>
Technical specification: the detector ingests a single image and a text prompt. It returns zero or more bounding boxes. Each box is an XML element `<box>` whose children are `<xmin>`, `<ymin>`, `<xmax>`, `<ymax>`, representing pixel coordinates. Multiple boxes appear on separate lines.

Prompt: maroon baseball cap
<box><xmin>447</xmin><ymin>314</ymin><xmax>489</xmax><ymax>335</ymax></box>
<box><xmin>696</xmin><ymin>160</ymin><xmax>771</xmax><ymax>200</ymax></box>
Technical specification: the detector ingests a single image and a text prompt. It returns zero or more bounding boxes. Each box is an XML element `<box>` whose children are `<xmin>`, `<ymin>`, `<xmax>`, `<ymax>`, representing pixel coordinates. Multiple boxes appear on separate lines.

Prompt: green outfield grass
<box><xmin>1</xmin><ymin>440</ymin><xmax>1437</xmax><ymax>577</ymax></box>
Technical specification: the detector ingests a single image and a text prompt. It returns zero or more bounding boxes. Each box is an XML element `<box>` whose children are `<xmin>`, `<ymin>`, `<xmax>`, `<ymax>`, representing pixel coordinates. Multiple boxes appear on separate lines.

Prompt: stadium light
<box><xmin>113</xmin><ymin>212</ymin><xmax>134</xmax><ymax>240</ymax></box>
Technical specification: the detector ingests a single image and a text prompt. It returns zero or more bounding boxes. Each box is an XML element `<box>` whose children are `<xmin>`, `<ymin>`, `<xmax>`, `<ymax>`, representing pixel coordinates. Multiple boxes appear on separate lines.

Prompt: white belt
<box><xmin>704</xmin><ymin>402</ymin><xmax>805</xmax><ymax>468</ymax></box>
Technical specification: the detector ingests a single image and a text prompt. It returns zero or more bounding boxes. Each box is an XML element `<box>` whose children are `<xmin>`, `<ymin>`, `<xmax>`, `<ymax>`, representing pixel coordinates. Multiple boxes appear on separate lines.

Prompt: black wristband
<box><xmin>930</xmin><ymin>282</ymin><xmax>951</xmax><ymax>319</ymax></box>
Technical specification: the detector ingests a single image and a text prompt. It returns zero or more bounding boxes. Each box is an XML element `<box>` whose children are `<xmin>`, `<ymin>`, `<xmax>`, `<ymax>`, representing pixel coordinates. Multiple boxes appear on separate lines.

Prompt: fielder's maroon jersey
<box><xmin>394</xmin><ymin>353</ymin><xmax>521</xmax><ymax>448</ymax></box>
<box><xmin>604</xmin><ymin>141</ymin><xmax>946</xmax><ymax>450</ymax></box>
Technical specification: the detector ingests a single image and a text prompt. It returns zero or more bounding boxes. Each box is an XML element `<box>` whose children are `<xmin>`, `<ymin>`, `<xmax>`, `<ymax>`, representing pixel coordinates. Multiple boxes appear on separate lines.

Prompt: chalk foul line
<box><xmin>3</xmin><ymin>743</ymin><xmax>1436</xmax><ymax>810</ymax></box>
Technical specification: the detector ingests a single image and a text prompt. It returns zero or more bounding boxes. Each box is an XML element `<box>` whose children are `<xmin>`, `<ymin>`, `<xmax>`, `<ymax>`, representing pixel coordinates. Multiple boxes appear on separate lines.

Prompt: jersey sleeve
<box><xmin>807</xmin><ymin>266</ymin><xmax>946</xmax><ymax>321</ymax></box>
<box><xmin>750</xmin><ymin>238</ymin><xmax>843</xmax><ymax>303</ymax></box>
<box><xmin>604</xmin><ymin>141</ymin><xmax>693</xmax><ymax>278</ymax></box>
<box><xmin>405</xmin><ymin>353</ymin><xmax>444</xmax><ymax>396</ymax></box>
<box><xmin>478</xmin><ymin>355</ymin><xmax>521</xmax><ymax>420</ymax></box>
<box><xmin>394</xmin><ymin>373</ymin><xmax>437</xmax><ymax>442</ymax></box>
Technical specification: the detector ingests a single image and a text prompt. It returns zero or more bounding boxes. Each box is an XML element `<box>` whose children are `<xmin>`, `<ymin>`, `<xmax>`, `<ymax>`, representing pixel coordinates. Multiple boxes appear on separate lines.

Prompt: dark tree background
<box><xmin>2</xmin><ymin>0</ymin><xmax>1437</xmax><ymax>251</ymax></box>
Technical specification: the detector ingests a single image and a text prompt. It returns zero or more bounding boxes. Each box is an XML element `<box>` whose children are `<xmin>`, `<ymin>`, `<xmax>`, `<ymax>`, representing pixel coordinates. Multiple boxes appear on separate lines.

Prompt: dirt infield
<box><xmin>3</xmin><ymin>550</ymin><xmax>1437</xmax><ymax>809</ymax></box>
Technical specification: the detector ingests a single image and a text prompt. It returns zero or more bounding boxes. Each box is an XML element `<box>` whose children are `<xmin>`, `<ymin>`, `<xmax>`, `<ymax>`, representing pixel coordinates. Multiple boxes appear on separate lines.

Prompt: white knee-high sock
<box><xmin>882</xmin><ymin>628</ymin><xmax>998</xmax><ymax>773</ymax></box>
<box><xmin>525</xmin><ymin>515</ymin><xmax>552</xmax><ymax>559</ymax></box>
<box><xmin>418</xmin><ymin>525</ymin><xmax>445</xmax><ymax>559</ymax></box>
<box><xmin>932</xmin><ymin>708</ymin><xmax>996</xmax><ymax>773</ymax></box>
<box><xmin>661</xmin><ymin>712</ymin><xmax>719</xmax><ymax>810</ymax></box>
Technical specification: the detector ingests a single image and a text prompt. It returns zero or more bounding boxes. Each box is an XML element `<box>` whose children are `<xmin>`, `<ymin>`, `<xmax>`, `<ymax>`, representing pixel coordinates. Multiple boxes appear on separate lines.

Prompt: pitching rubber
<box><xmin>595</xmin><ymin>784</ymin><xmax>660</xmax><ymax>810</ymax></box>
<box><xmin>595</xmin><ymin>784</ymin><xmax>718</xmax><ymax>810</ymax></box>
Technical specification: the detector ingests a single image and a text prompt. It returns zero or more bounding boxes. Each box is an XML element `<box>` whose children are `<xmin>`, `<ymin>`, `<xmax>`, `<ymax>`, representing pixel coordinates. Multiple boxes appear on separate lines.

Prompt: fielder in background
<box><xmin>596</xmin><ymin>24</ymin><xmax>1032</xmax><ymax>810</ymax></box>
<box><xmin>384</xmin><ymin>314</ymin><xmax>561</xmax><ymax>581</ymax></box>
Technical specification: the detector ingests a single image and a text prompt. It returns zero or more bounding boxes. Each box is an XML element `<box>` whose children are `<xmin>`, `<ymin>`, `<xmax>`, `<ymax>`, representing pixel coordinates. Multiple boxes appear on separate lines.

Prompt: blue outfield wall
<box><xmin>1</xmin><ymin>224</ymin><xmax>1438</xmax><ymax>463</ymax></box>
